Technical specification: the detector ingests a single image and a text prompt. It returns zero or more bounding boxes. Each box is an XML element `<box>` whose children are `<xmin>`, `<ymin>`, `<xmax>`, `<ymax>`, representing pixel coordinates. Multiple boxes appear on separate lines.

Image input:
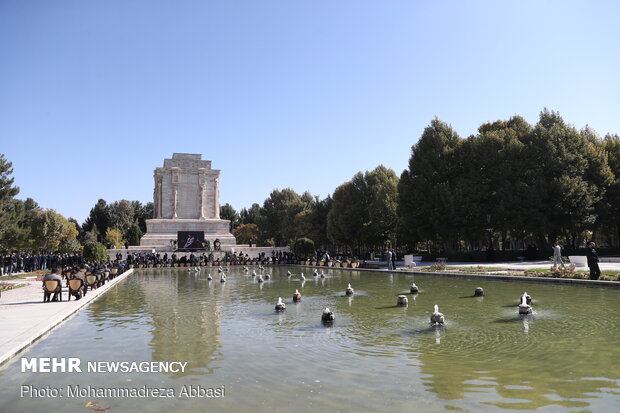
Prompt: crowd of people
<box><xmin>315</xmin><ymin>250</ymin><xmax>361</xmax><ymax>265</ymax></box>
<box><xmin>124</xmin><ymin>250</ymin><xmax>299</xmax><ymax>266</ymax></box>
<box><xmin>1</xmin><ymin>252</ymin><xmax>83</xmax><ymax>276</ymax></box>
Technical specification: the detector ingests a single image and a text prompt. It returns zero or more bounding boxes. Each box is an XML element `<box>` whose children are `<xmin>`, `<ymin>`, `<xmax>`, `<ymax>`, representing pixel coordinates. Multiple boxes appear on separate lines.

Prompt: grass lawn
<box><xmin>412</xmin><ymin>265</ymin><xmax>620</xmax><ymax>281</ymax></box>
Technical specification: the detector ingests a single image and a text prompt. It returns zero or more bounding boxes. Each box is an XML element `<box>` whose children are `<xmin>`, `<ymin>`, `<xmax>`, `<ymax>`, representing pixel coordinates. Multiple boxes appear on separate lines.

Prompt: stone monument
<box><xmin>139</xmin><ymin>153</ymin><xmax>236</xmax><ymax>249</ymax></box>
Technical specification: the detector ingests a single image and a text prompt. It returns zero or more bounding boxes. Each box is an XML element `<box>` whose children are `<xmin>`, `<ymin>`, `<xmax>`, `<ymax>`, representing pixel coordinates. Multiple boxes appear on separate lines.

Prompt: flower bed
<box><xmin>0</xmin><ymin>281</ymin><xmax>27</xmax><ymax>293</ymax></box>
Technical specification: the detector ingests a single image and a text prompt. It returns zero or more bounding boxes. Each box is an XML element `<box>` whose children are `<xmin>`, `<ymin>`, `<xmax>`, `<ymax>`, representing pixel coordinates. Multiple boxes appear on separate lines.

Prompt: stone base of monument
<box><xmin>139</xmin><ymin>218</ymin><xmax>236</xmax><ymax>248</ymax></box>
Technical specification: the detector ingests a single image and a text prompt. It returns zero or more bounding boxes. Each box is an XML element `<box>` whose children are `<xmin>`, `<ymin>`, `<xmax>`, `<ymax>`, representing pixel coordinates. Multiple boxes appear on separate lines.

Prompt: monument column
<box><xmin>172</xmin><ymin>186</ymin><xmax>178</xmax><ymax>219</ymax></box>
<box><xmin>199</xmin><ymin>184</ymin><xmax>206</xmax><ymax>220</ymax></box>
<box><xmin>153</xmin><ymin>173</ymin><xmax>163</xmax><ymax>219</ymax></box>
<box><xmin>199</xmin><ymin>169</ymin><xmax>207</xmax><ymax>220</ymax></box>
<box><xmin>171</xmin><ymin>167</ymin><xmax>179</xmax><ymax>219</ymax></box>
<box><xmin>214</xmin><ymin>177</ymin><xmax>220</xmax><ymax>219</ymax></box>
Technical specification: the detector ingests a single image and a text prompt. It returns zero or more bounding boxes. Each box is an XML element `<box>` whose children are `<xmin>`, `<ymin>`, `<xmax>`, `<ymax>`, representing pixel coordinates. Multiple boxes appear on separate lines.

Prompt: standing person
<box><xmin>391</xmin><ymin>249</ymin><xmax>397</xmax><ymax>270</ymax></box>
<box><xmin>586</xmin><ymin>241</ymin><xmax>601</xmax><ymax>280</ymax></box>
<box><xmin>7</xmin><ymin>254</ymin><xmax>14</xmax><ymax>275</ymax></box>
<box><xmin>552</xmin><ymin>242</ymin><xmax>563</xmax><ymax>268</ymax></box>
<box><xmin>387</xmin><ymin>249</ymin><xmax>393</xmax><ymax>270</ymax></box>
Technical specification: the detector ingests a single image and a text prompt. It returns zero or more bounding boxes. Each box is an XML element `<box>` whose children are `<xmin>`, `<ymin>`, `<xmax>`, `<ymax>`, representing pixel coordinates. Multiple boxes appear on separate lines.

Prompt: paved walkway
<box><xmin>0</xmin><ymin>269</ymin><xmax>134</xmax><ymax>366</ymax></box>
<box><xmin>363</xmin><ymin>259</ymin><xmax>620</xmax><ymax>271</ymax></box>
<box><xmin>424</xmin><ymin>260</ymin><xmax>620</xmax><ymax>271</ymax></box>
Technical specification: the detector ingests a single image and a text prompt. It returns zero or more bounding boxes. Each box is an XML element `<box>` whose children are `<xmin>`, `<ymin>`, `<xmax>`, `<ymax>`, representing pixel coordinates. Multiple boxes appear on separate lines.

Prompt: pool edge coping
<box><xmin>291</xmin><ymin>264</ymin><xmax>620</xmax><ymax>288</ymax></box>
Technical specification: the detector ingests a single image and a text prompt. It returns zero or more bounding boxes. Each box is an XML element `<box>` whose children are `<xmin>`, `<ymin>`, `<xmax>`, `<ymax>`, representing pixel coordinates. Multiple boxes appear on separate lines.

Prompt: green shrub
<box><xmin>83</xmin><ymin>242</ymin><xmax>108</xmax><ymax>262</ymax></box>
<box><xmin>126</xmin><ymin>223</ymin><xmax>143</xmax><ymax>246</ymax></box>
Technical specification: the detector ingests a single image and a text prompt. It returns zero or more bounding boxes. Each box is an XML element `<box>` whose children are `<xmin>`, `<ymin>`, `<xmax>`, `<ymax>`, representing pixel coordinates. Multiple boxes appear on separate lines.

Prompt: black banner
<box><xmin>177</xmin><ymin>231</ymin><xmax>207</xmax><ymax>251</ymax></box>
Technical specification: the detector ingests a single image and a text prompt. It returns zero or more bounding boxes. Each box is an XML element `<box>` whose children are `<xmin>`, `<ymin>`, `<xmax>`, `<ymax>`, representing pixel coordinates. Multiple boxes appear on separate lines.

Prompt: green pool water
<box><xmin>1</xmin><ymin>267</ymin><xmax>619</xmax><ymax>412</ymax></box>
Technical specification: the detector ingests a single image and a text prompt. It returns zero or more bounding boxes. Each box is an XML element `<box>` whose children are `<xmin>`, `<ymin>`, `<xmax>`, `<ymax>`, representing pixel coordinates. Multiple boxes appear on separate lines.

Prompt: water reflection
<box><xmin>144</xmin><ymin>272</ymin><xmax>221</xmax><ymax>377</ymax></box>
<box><xmin>88</xmin><ymin>270</ymin><xmax>224</xmax><ymax>378</ymax></box>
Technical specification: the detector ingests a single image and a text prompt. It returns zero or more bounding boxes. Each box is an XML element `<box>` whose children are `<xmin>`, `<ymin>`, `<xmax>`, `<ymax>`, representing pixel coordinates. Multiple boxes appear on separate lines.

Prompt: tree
<box><xmin>105</xmin><ymin>228</ymin><xmax>125</xmax><ymax>249</ymax></box>
<box><xmin>82</xmin><ymin>199</ymin><xmax>110</xmax><ymax>237</ymax></box>
<box><xmin>328</xmin><ymin>177</ymin><xmax>366</xmax><ymax>250</ymax></box>
<box><xmin>0</xmin><ymin>198</ymin><xmax>40</xmax><ymax>250</ymax></box>
<box><xmin>293</xmin><ymin>210</ymin><xmax>315</xmax><ymax>241</ymax></box>
<box><xmin>457</xmin><ymin>117</ymin><xmax>530</xmax><ymax>249</ymax></box>
<box><xmin>58</xmin><ymin>238</ymin><xmax>81</xmax><ymax>253</ymax></box>
<box><xmin>328</xmin><ymin>167</ymin><xmax>398</xmax><ymax>253</ymax></box>
<box><xmin>0</xmin><ymin>154</ymin><xmax>20</xmax><ymax>250</ymax></box>
<box><xmin>68</xmin><ymin>217</ymin><xmax>83</xmax><ymax>241</ymax></box>
<box><xmin>308</xmin><ymin>195</ymin><xmax>332</xmax><ymax>249</ymax></box>
<box><xmin>0</xmin><ymin>199</ymin><xmax>30</xmax><ymax>251</ymax></box>
<box><xmin>83</xmin><ymin>242</ymin><xmax>108</xmax><ymax>262</ymax></box>
<box><xmin>108</xmin><ymin>200</ymin><xmax>135</xmax><ymax>236</ymax></box>
<box><xmin>59</xmin><ymin>217</ymin><xmax>82</xmax><ymax>253</ymax></box>
<box><xmin>261</xmin><ymin>189</ymin><xmax>308</xmax><ymax>246</ymax></box>
<box><xmin>133</xmin><ymin>201</ymin><xmax>153</xmax><ymax>233</ymax></box>
<box><xmin>80</xmin><ymin>228</ymin><xmax>99</xmax><ymax>245</ymax></box>
<box><xmin>292</xmin><ymin>237</ymin><xmax>315</xmax><ymax>259</ymax></box>
<box><xmin>397</xmin><ymin>111</ymin><xmax>617</xmax><ymax>253</ymax></box>
<box><xmin>31</xmin><ymin>209</ymin><xmax>78</xmax><ymax>252</ymax></box>
<box><xmin>0</xmin><ymin>154</ymin><xmax>19</xmax><ymax>206</ymax></box>
<box><xmin>365</xmin><ymin>165</ymin><xmax>399</xmax><ymax>247</ymax></box>
<box><xmin>398</xmin><ymin>118</ymin><xmax>463</xmax><ymax>252</ymax></box>
<box><xmin>239</xmin><ymin>203</ymin><xmax>263</xmax><ymax>225</ymax></box>
<box><xmin>233</xmin><ymin>223</ymin><xmax>260</xmax><ymax>245</ymax></box>
<box><xmin>601</xmin><ymin>134</ymin><xmax>620</xmax><ymax>246</ymax></box>
<box><xmin>220</xmin><ymin>203</ymin><xmax>239</xmax><ymax>230</ymax></box>
<box><xmin>520</xmin><ymin>110</ymin><xmax>613</xmax><ymax>247</ymax></box>
<box><xmin>83</xmin><ymin>199</ymin><xmax>152</xmax><ymax>242</ymax></box>
<box><xmin>126</xmin><ymin>223</ymin><xmax>143</xmax><ymax>246</ymax></box>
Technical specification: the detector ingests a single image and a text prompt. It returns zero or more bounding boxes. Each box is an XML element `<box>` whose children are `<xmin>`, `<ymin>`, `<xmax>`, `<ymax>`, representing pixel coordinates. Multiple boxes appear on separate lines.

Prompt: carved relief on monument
<box><xmin>177</xmin><ymin>172</ymin><xmax>200</xmax><ymax>219</ymax></box>
<box><xmin>152</xmin><ymin>153</ymin><xmax>222</xmax><ymax>220</ymax></box>
<box><xmin>198</xmin><ymin>169</ymin><xmax>207</xmax><ymax>220</ymax></box>
<box><xmin>171</xmin><ymin>167</ymin><xmax>180</xmax><ymax>219</ymax></box>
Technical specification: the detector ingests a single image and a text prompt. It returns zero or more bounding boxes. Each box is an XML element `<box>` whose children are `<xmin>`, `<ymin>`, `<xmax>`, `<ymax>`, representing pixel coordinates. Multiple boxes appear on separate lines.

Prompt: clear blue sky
<box><xmin>1</xmin><ymin>0</ymin><xmax>618</xmax><ymax>224</ymax></box>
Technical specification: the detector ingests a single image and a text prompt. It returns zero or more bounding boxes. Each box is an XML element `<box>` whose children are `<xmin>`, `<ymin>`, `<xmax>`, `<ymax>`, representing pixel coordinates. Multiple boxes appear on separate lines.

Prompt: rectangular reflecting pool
<box><xmin>1</xmin><ymin>267</ymin><xmax>619</xmax><ymax>412</ymax></box>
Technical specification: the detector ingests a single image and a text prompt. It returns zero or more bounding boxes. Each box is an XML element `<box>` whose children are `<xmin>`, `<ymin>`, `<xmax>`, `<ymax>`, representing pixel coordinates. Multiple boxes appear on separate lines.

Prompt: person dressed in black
<box><xmin>43</xmin><ymin>270</ymin><xmax>63</xmax><ymax>302</ymax></box>
<box><xmin>73</xmin><ymin>268</ymin><xmax>87</xmax><ymax>299</ymax></box>
<box><xmin>586</xmin><ymin>241</ymin><xmax>601</xmax><ymax>280</ymax></box>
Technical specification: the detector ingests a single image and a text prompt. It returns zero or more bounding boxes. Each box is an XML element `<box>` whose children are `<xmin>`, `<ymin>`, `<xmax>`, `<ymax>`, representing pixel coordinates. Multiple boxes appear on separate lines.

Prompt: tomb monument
<box><xmin>139</xmin><ymin>153</ymin><xmax>236</xmax><ymax>249</ymax></box>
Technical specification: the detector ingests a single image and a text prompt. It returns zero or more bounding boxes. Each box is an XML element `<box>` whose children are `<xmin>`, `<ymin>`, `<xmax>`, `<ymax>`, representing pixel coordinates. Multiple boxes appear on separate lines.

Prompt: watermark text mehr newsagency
<box><xmin>21</xmin><ymin>357</ymin><xmax>187</xmax><ymax>373</ymax></box>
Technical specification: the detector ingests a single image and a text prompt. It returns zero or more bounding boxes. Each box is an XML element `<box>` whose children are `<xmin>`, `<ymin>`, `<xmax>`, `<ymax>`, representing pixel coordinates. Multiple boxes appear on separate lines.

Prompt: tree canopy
<box><xmin>328</xmin><ymin>166</ymin><xmax>398</xmax><ymax>252</ymax></box>
<box><xmin>0</xmin><ymin>154</ymin><xmax>21</xmax><ymax>251</ymax></box>
<box><xmin>398</xmin><ymin>110</ymin><xmax>618</xmax><ymax>253</ymax></box>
